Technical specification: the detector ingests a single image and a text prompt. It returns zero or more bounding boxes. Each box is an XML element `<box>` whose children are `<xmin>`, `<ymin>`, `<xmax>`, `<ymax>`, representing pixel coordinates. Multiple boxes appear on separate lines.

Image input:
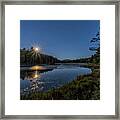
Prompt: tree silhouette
<box><xmin>89</xmin><ymin>28</ymin><xmax>100</xmax><ymax>64</ymax></box>
<box><xmin>89</xmin><ymin>30</ymin><xmax>100</xmax><ymax>51</ymax></box>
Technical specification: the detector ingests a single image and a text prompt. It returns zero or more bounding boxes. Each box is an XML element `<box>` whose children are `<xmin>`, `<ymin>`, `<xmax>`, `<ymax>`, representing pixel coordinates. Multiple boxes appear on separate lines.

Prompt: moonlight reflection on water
<box><xmin>20</xmin><ymin>65</ymin><xmax>92</xmax><ymax>95</ymax></box>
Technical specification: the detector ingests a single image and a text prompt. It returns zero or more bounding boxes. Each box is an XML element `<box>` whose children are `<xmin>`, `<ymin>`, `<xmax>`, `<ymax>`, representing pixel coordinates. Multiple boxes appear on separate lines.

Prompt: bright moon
<box><xmin>34</xmin><ymin>47</ymin><xmax>39</xmax><ymax>51</ymax></box>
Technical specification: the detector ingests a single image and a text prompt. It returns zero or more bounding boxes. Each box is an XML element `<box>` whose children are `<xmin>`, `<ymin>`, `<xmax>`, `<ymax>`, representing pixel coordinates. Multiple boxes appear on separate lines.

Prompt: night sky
<box><xmin>20</xmin><ymin>20</ymin><xmax>99</xmax><ymax>60</ymax></box>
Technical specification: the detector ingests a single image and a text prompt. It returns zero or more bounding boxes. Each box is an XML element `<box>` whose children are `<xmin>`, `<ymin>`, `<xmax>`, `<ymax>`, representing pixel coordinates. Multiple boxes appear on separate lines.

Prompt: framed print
<box><xmin>0</xmin><ymin>0</ymin><xmax>119</xmax><ymax>119</ymax></box>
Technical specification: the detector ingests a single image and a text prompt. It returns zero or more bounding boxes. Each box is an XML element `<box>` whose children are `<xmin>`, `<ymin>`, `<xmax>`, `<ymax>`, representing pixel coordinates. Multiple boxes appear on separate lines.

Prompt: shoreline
<box><xmin>21</xmin><ymin>63</ymin><xmax>100</xmax><ymax>100</ymax></box>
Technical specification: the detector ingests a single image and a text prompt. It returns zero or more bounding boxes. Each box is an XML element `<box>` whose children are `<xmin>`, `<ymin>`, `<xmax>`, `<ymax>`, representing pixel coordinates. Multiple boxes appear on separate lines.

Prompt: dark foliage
<box><xmin>20</xmin><ymin>48</ymin><xmax>61</xmax><ymax>66</ymax></box>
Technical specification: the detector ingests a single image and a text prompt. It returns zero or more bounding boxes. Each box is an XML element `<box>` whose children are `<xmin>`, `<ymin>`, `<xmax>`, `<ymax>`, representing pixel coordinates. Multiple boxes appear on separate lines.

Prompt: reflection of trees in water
<box><xmin>20</xmin><ymin>69</ymin><xmax>53</xmax><ymax>80</ymax></box>
<box><xmin>20</xmin><ymin>69</ymin><xmax>53</xmax><ymax>95</ymax></box>
<box><xmin>20</xmin><ymin>70</ymin><xmax>42</xmax><ymax>95</ymax></box>
<box><xmin>20</xmin><ymin>70</ymin><xmax>40</xmax><ymax>80</ymax></box>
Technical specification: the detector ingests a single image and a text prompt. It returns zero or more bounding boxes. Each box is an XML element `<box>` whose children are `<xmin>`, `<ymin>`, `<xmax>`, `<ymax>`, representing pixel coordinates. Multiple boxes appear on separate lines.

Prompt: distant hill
<box><xmin>20</xmin><ymin>49</ymin><xmax>61</xmax><ymax>66</ymax></box>
<box><xmin>20</xmin><ymin>47</ymin><xmax>99</xmax><ymax>66</ymax></box>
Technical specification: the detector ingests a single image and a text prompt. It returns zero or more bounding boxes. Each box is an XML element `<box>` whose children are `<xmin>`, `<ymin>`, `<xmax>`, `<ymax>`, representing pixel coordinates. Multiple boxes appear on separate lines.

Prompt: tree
<box><xmin>89</xmin><ymin>29</ymin><xmax>100</xmax><ymax>64</ymax></box>
<box><xmin>89</xmin><ymin>31</ymin><xmax>100</xmax><ymax>51</ymax></box>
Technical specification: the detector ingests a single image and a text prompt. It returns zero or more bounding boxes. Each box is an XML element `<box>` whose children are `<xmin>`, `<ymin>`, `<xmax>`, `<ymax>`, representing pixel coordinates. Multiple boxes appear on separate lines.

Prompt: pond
<box><xmin>20</xmin><ymin>64</ymin><xmax>92</xmax><ymax>95</ymax></box>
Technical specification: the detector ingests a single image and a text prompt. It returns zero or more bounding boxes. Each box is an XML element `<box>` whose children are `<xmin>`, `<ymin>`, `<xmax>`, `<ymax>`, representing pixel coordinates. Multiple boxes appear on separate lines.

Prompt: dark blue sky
<box><xmin>20</xmin><ymin>20</ymin><xmax>99</xmax><ymax>60</ymax></box>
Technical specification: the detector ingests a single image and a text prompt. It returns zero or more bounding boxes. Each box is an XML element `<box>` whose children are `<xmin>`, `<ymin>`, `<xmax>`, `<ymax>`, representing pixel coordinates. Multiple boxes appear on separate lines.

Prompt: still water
<box><xmin>20</xmin><ymin>65</ymin><xmax>91</xmax><ymax>95</ymax></box>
